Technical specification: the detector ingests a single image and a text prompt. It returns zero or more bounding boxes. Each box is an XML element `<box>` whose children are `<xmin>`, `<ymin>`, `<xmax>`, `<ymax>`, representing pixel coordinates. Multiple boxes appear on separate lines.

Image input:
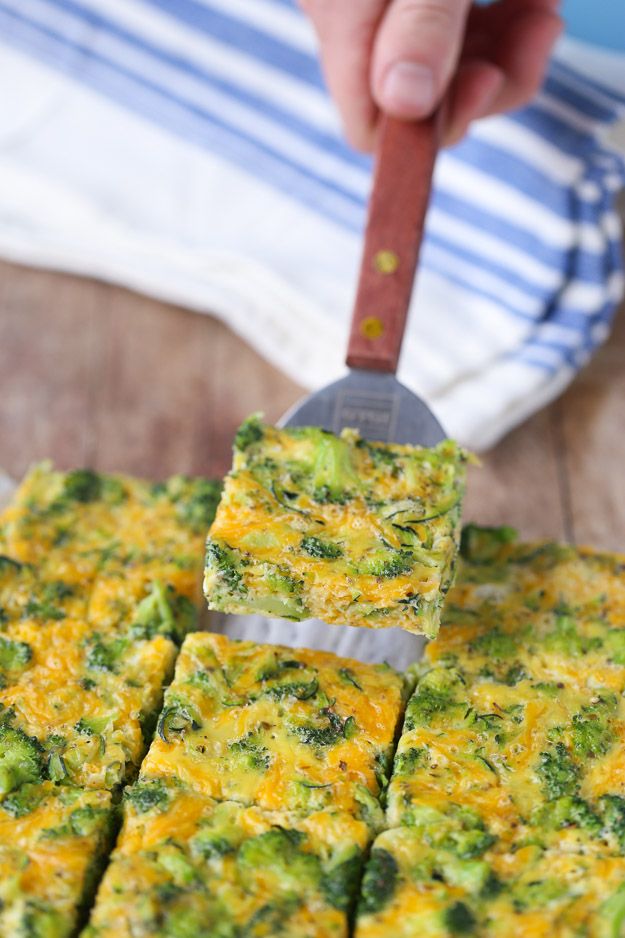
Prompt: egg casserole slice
<box><xmin>140</xmin><ymin>632</ymin><xmax>409</xmax><ymax>830</ymax></box>
<box><xmin>84</xmin><ymin>777</ymin><xmax>369</xmax><ymax>938</ymax></box>
<box><xmin>0</xmin><ymin>466</ymin><xmax>220</xmax><ymax>797</ymax></box>
<box><xmin>204</xmin><ymin>416</ymin><xmax>468</xmax><ymax>637</ymax></box>
<box><xmin>0</xmin><ymin>782</ymin><xmax>114</xmax><ymax>938</ymax></box>
<box><xmin>357</xmin><ymin>525</ymin><xmax>625</xmax><ymax>937</ymax></box>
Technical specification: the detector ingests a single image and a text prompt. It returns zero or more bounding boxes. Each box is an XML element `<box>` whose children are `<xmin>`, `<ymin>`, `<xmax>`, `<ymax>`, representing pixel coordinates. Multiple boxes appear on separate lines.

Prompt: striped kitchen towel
<box><xmin>0</xmin><ymin>0</ymin><xmax>624</xmax><ymax>449</ymax></box>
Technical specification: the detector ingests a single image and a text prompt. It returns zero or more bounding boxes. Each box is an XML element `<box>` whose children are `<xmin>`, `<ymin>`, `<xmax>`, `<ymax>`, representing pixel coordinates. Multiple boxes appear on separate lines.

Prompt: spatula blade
<box><xmin>280</xmin><ymin>368</ymin><xmax>445</xmax><ymax>446</ymax></box>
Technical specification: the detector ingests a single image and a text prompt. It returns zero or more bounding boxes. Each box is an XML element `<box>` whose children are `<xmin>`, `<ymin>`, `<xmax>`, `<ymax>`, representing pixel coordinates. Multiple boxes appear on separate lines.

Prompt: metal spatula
<box><xmin>280</xmin><ymin>113</ymin><xmax>445</xmax><ymax>446</ymax></box>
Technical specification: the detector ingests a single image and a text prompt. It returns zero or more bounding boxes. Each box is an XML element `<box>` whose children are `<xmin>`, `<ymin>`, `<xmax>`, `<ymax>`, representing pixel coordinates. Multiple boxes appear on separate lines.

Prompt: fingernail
<box><xmin>381</xmin><ymin>62</ymin><xmax>435</xmax><ymax>116</ymax></box>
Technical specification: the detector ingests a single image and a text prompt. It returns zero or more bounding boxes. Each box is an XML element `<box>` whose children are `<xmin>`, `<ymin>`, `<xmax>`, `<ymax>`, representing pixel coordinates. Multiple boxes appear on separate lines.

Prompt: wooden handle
<box><xmin>346</xmin><ymin>111</ymin><xmax>442</xmax><ymax>373</ymax></box>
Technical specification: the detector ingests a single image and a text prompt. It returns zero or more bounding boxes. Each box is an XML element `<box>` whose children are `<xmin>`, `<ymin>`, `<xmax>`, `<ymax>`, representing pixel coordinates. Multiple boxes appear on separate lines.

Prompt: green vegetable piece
<box><xmin>158</xmin><ymin>702</ymin><xmax>201</xmax><ymax>744</ymax></box>
<box><xmin>600</xmin><ymin>795</ymin><xmax>625</xmax><ymax>851</ymax></box>
<box><xmin>205</xmin><ymin>541</ymin><xmax>246</xmax><ymax>596</ymax></box>
<box><xmin>536</xmin><ymin>742</ymin><xmax>580</xmax><ymax>800</ymax></box>
<box><xmin>321</xmin><ymin>845</ymin><xmax>364</xmax><ymax>914</ymax></box>
<box><xmin>1</xmin><ymin>781</ymin><xmax>44</xmax><ymax>818</ymax></box>
<box><xmin>442</xmin><ymin>901</ymin><xmax>476</xmax><ymax>934</ymax></box>
<box><xmin>69</xmin><ymin>804</ymin><xmax>109</xmax><ymax>837</ymax></box>
<box><xmin>469</xmin><ymin>626</ymin><xmax>517</xmax><ymax>661</ymax></box>
<box><xmin>234</xmin><ymin>414</ymin><xmax>264</xmax><ymax>452</ymax></box>
<box><xmin>125</xmin><ymin>778</ymin><xmax>172</xmax><ymax>814</ymax></box>
<box><xmin>0</xmin><ymin>635</ymin><xmax>32</xmax><ymax>672</ymax></box>
<box><xmin>62</xmin><ymin>469</ymin><xmax>103</xmax><ymax>503</ymax></box>
<box><xmin>405</xmin><ymin>667</ymin><xmax>466</xmax><ymax>729</ymax></box>
<box><xmin>131</xmin><ymin>580</ymin><xmax>197</xmax><ymax>644</ymax></box>
<box><xmin>571</xmin><ymin>714</ymin><xmax>615</xmax><ymax>760</ymax></box>
<box><xmin>359</xmin><ymin>849</ymin><xmax>398</xmax><ymax>915</ymax></box>
<box><xmin>311</xmin><ymin>431</ymin><xmax>362</xmax><ymax>504</ymax></box>
<box><xmin>460</xmin><ymin>524</ymin><xmax>517</xmax><ymax>563</ymax></box>
<box><xmin>599</xmin><ymin>882</ymin><xmax>625</xmax><ymax>938</ymax></box>
<box><xmin>0</xmin><ymin>718</ymin><xmax>43</xmax><ymax>794</ymax></box>
<box><xmin>237</xmin><ymin>828</ymin><xmax>321</xmax><ymax>891</ymax></box>
<box><xmin>300</xmin><ymin>536</ymin><xmax>342</xmax><ymax>560</ymax></box>
<box><xmin>157</xmin><ymin>849</ymin><xmax>198</xmax><ymax>885</ymax></box>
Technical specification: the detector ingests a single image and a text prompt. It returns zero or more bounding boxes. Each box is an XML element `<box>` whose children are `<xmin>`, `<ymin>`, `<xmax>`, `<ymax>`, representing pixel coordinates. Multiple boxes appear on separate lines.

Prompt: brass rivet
<box><xmin>374</xmin><ymin>250</ymin><xmax>399</xmax><ymax>274</ymax></box>
<box><xmin>360</xmin><ymin>316</ymin><xmax>384</xmax><ymax>339</ymax></box>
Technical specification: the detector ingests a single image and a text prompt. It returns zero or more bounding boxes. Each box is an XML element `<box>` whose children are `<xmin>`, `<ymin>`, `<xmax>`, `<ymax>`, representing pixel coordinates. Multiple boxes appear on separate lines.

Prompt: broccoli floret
<box><xmin>229</xmin><ymin>731</ymin><xmax>271</xmax><ymax>771</ymax></box>
<box><xmin>0</xmin><ymin>635</ymin><xmax>32</xmax><ymax>672</ymax></box>
<box><xmin>125</xmin><ymin>778</ymin><xmax>172</xmax><ymax>814</ymax></box>
<box><xmin>310</xmin><ymin>431</ymin><xmax>361</xmax><ymax>504</ymax></box>
<box><xmin>69</xmin><ymin>804</ymin><xmax>109</xmax><ymax>837</ymax></box>
<box><xmin>292</xmin><ymin>707</ymin><xmax>346</xmax><ymax>748</ymax></box>
<box><xmin>469</xmin><ymin>627</ymin><xmax>518</xmax><ymax>661</ymax></box>
<box><xmin>300</xmin><ymin>536</ymin><xmax>343</xmax><ymax>560</ymax></box>
<box><xmin>85</xmin><ymin>637</ymin><xmax>127</xmax><ymax>672</ymax></box>
<box><xmin>441</xmin><ymin>901</ymin><xmax>476</xmax><ymax>935</ymax></box>
<box><xmin>357</xmin><ymin>549</ymin><xmax>414</xmax><ymax>578</ymax></box>
<box><xmin>1</xmin><ymin>782</ymin><xmax>45</xmax><ymax>818</ymax></box>
<box><xmin>460</xmin><ymin>524</ymin><xmax>517</xmax><ymax>563</ymax></box>
<box><xmin>0</xmin><ymin>718</ymin><xmax>43</xmax><ymax>794</ymax></box>
<box><xmin>600</xmin><ymin>795</ymin><xmax>625</xmax><ymax>850</ymax></box>
<box><xmin>359</xmin><ymin>849</ymin><xmax>398</xmax><ymax>915</ymax></box>
<box><xmin>534</xmin><ymin>795</ymin><xmax>602</xmax><ymax>834</ymax></box>
<box><xmin>536</xmin><ymin>743</ymin><xmax>580</xmax><ymax>800</ymax></box>
<box><xmin>511</xmin><ymin>877</ymin><xmax>568</xmax><ymax>911</ymax></box>
<box><xmin>393</xmin><ymin>746</ymin><xmax>427</xmax><ymax>775</ymax></box>
<box><xmin>571</xmin><ymin>714</ymin><xmax>615</xmax><ymax>760</ymax></box>
<box><xmin>543</xmin><ymin>616</ymin><xmax>602</xmax><ymax>657</ymax></box>
<box><xmin>237</xmin><ymin>828</ymin><xmax>322</xmax><ymax>892</ymax></box>
<box><xmin>205</xmin><ymin>541</ymin><xmax>246</xmax><ymax>595</ymax></box>
<box><xmin>24</xmin><ymin>580</ymin><xmax>74</xmax><ymax>621</ymax></box>
<box><xmin>321</xmin><ymin>845</ymin><xmax>364</xmax><ymax>915</ymax></box>
<box><xmin>234</xmin><ymin>414</ymin><xmax>264</xmax><ymax>452</ymax></box>
<box><xmin>405</xmin><ymin>668</ymin><xmax>466</xmax><ymax>729</ymax></box>
<box><xmin>130</xmin><ymin>581</ymin><xmax>197</xmax><ymax>643</ymax></box>
<box><xmin>61</xmin><ymin>469</ymin><xmax>103</xmax><ymax>503</ymax></box>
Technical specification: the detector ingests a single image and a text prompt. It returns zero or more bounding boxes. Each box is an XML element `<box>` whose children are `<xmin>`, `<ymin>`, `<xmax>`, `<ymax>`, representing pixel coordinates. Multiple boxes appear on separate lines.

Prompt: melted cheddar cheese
<box><xmin>204</xmin><ymin>417</ymin><xmax>468</xmax><ymax>637</ymax></box>
<box><xmin>85</xmin><ymin>779</ymin><xmax>368</xmax><ymax>938</ymax></box>
<box><xmin>141</xmin><ymin>632</ymin><xmax>409</xmax><ymax>830</ymax></box>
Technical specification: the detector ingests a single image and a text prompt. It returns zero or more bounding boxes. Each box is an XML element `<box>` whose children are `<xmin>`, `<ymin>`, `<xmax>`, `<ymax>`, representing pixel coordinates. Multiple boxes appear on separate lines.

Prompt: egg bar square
<box><xmin>0</xmin><ymin>782</ymin><xmax>114</xmax><ymax>938</ymax></box>
<box><xmin>354</xmin><ymin>826</ymin><xmax>625</xmax><ymax>938</ymax></box>
<box><xmin>387</xmin><ymin>526</ymin><xmax>625</xmax><ymax>852</ymax></box>
<box><xmin>141</xmin><ymin>632</ymin><xmax>409</xmax><ymax>830</ymax></box>
<box><xmin>0</xmin><ymin>623</ymin><xmax>178</xmax><ymax>794</ymax></box>
<box><xmin>204</xmin><ymin>417</ymin><xmax>468</xmax><ymax>638</ymax></box>
<box><xmin>85</xmin><ymin>778</ymin><xmax>368</xmax><ymax>938</ymax></box>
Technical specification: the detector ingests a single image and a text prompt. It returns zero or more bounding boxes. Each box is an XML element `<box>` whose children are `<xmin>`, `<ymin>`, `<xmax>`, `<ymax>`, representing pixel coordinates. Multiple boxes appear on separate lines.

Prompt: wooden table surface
<box><xmin>1</xmin><ymin>257</ymin><xmax>623</xmax><ymax>552</ymax></box>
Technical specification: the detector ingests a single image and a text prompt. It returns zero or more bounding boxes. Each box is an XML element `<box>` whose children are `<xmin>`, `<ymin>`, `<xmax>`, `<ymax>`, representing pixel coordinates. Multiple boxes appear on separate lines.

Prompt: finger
<box><xmin>488</xmin><ymin>8</ymin><xmax>562</xmax><ymax>112</ymax></box>
<box><xmin>371</xmin><ymin>0</ymin><xmax>472</xmax><ymax>120</ymax></box>
<box><xmin>299</xmin><ymin>0</ymin><xmax>387</xmax><ymax>150</ymax></box>
<box><xmin>443</xmin><ymin>60</ymin><xmax>506</xmax><ymax>146</ymax></box>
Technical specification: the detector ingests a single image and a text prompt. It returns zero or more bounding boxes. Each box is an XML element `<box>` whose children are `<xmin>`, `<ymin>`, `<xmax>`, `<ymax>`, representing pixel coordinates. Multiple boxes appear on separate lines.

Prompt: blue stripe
<box><xmin>0</xmin><ymin>4</ymin><xmax>366</xmax><ymax>231</ymax></box>
<box><xmin>543</xmin><ymin>73</ymin><xmax>619</xmax><ymax>124</ymax></box>
<box><xmin>429</xmin><ymin>189</ymin><xmax>613</xmax><ymax>282</ymax></box>
<box><xmin>140</xmin><ymin>0</ymin><xmax>325</xmax><ymax>88</ymax></box>
<box><xmin>450</xmin><ymin>136</ymin><xmax>584</xmax><ymax>217</ymax></box>
<box><xmin>550</xmin><ymin>59</ymin><xmax>625</xmax><ymax>109</ymax></box>
<box><xmin>34</xmin><ymin>0</ymin><xmax>371</xmax><ymax>180</ymax></box>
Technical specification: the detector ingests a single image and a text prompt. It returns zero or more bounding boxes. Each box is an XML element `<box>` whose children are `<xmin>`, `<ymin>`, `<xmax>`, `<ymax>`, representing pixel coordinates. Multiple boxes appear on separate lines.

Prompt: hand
<box><xmin>299</xmin><ymin>0</ymin><xmax>562</xmax><ymax>150</ymax></box>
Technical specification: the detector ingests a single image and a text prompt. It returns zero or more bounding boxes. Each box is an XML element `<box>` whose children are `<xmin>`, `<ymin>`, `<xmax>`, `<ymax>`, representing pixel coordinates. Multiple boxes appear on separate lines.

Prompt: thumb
<box><xmin>371</xmin><ymin>0</ymin><xmax>471</xmax><ymax>119</ymax></box>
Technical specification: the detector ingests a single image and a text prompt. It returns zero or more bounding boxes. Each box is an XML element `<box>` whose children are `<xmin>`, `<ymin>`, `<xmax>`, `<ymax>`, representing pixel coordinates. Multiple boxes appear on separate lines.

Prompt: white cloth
<box><xmin>0</xmin><ymin>1</ymin><xmax>624</xmax><ymax>449</ymax></box>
